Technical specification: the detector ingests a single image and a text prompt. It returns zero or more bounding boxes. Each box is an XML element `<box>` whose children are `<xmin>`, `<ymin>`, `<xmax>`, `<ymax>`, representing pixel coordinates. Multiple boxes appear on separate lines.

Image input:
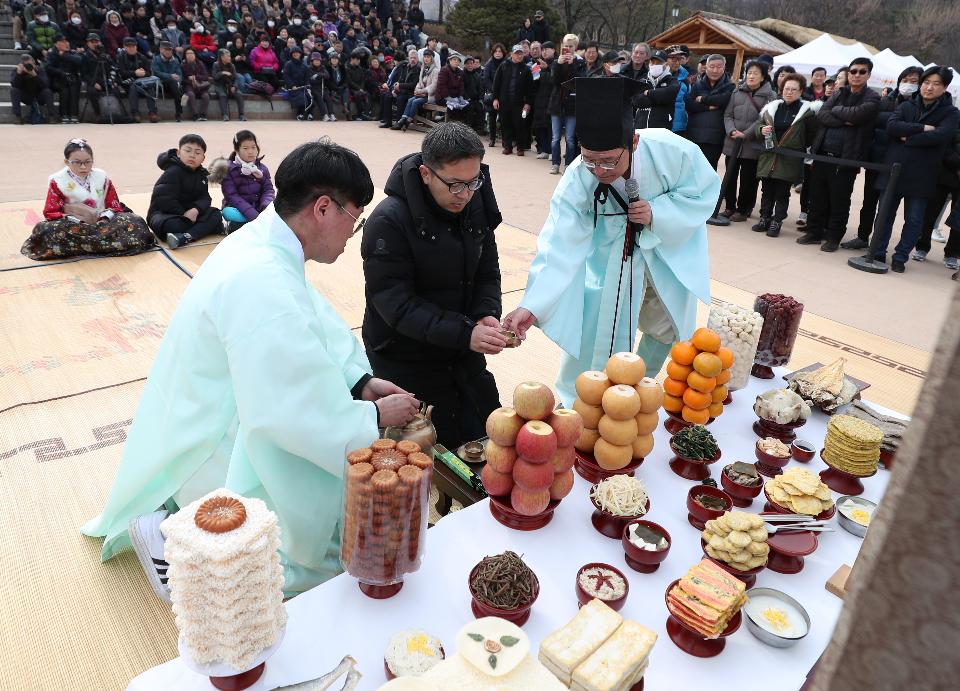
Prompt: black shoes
<box><xmin>751</xmin><ymin>217</ymin><xmax>770</xmax><ymax>233</ymax></box>
<box><xmin>379</xmin><ymin>122</ymin><xmax>392</xmax><ymax>128</ymax></box>
<box><xmin>796</xmin><ymin>233</ymin><xmax>822</xmax><ymax>245</ymax></box>
<box><xmin>891</xmin><ymin>261</ymin><xmax>906</xmax><ymax>273</ymax></box>
<box><xmin>840</xmin><ymin>238</ymin><xmax>869</xmax><ymax>250</ymax></box>
<box><xmin>766</xmin><ymin>221</ymin><xmax>781</xmax><ymax>238</ymax></box>
<box><xmin>821</xmin><ymin>241</ymin><xmax>839</xmax><ymax>252</ymax></box>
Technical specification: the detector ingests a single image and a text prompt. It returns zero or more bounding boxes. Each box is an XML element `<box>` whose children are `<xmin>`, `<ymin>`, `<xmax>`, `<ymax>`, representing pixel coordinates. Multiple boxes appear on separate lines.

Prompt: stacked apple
<box><xmin>662</xmin><ymin>327</ymin><xmax>735</xmax><ymax>425</ymax></box>
<box><xmin>481</xmin><ymin>382</ymin><xmax>584</xmax><ymax>517</ymax></box>
<box><xmin>571</xmin><ymin>352</ymin><xmax>663</xmax><ymax>470</ymax></box>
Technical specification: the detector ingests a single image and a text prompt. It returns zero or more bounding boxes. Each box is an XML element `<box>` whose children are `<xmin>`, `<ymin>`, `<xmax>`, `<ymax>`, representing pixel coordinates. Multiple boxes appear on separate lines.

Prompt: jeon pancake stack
<box><xmin>765</xmin><ymin>467</ymin><xmax>834</xmax><ymax>516</ymax></box>
<box><xmin>667</xmin><ymin>559</ymin><xmax>747</xmax><ymax>639</ymax></box>
<box><xmin>823</xmin><ymin>414</ymin><xmax>883</xmax><ymax>476</ymax></box>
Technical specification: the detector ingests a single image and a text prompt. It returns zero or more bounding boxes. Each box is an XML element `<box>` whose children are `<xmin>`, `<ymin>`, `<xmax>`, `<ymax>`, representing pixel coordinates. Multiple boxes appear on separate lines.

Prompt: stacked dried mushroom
<box><xmin>340</xmin><ymin>439</ymin><xmax>433</xmax><ymax>586</ymax></box>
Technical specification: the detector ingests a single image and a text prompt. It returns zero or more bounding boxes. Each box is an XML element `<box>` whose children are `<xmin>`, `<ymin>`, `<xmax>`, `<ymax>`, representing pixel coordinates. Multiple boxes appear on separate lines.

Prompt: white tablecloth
<box><xmin>130</xmin><ymin>371</ymin><xmax>897</xmax><ymax>691</ymax></box>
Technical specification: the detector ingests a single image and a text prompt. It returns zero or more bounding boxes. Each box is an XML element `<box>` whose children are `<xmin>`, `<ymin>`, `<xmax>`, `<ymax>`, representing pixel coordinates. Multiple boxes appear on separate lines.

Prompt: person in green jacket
<box><xmin>26</xmin><ymin>12</ymin><xmax>59</xmax><ymax>59</ymax></box>
<box><xmin>752</xmin><ymin>73</ymin><xmax>819</xmax><ymax>238</ymax></box>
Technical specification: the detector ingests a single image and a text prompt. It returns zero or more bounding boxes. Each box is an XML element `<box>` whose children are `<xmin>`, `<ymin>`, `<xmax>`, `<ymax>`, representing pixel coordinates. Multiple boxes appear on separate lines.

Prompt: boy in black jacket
<box><xmin>147</xmin><ymin>134</ymin><xmax>223</xmax><ymax>248</ymax></box>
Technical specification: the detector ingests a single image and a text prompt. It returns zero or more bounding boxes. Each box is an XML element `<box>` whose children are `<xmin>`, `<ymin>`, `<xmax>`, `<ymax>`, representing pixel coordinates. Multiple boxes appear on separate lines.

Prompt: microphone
<box><xmin>623</xmin><ymin>177</ymin><xmax>643</xmax><ymax>258</ymax></box>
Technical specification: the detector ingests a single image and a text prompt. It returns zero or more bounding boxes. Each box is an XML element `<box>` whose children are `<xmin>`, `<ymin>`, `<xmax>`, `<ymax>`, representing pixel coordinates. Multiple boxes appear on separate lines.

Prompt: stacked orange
<box><xmin>662</xmin><ymin>328</ymin><xmax>735</xmax><ymax>425</ymax></box>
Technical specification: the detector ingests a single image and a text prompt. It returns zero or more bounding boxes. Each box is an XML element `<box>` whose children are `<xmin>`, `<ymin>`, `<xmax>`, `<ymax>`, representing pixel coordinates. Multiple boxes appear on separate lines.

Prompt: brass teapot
<box><xmin>383</xmin><ymin>401</ymin><xmax>437</xmax><ymax>452</ymax></box>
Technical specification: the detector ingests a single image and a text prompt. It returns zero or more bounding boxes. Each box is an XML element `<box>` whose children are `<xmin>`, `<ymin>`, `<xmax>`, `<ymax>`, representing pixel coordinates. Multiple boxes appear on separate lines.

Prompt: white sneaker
<box><xmin>180</xmin><ymin>94</ymin><xmax>189</xmax><ymax>108</ymax></box>
<box><xmin>946</xmin><ymin>257</ymin><xmax>959</xmax><ymax>271</ymax></box>
<box><xmin>329</xmin><ymin>114</ymin><xmax>337</xmax><ymax>121</ymax></box>
<box><xmin>128</xmin><ymin>510</ymin><xmax>172</xmax><ymax>604</ymax></box>
<box><xmin>14</xmin><ymin>42</ymin><xmax>22</xmax><ymax>51</ymax></box>
<box><xmin>912</xmin><ymin>250</ymin><xmax>927</xmax><ymax>262</ymax></box>
<box><xmin>549</xmin><ymin>164</ymin><xmax>560</xmax><ymax>175</ymax></box>
<box><xmin>536</xmin><ymin>152</ymin><xmax>549</xmax><ymax>159</ymax></box>
<box><xmin>932</xmin><ymin>228</ymin><xmax>946</xmax><ymax>243</ymax></box>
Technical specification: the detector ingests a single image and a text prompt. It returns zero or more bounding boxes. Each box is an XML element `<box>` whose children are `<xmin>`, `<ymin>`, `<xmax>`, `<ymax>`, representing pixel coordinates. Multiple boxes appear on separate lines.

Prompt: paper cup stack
<box><xmin>823</xmin><ymin>415</ymin><xmax>883</xmax><ymax>477</ymax></box>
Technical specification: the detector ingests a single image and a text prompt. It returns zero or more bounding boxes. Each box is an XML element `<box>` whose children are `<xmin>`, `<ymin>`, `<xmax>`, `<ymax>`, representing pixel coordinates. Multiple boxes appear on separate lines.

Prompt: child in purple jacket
<box><xmin>210</xmin><ymin>130</ymin><xmax>275</xmax><ymax>232</ymax></box>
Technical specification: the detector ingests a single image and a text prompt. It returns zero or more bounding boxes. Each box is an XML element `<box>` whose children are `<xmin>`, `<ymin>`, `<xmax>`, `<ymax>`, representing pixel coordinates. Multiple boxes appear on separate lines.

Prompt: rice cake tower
<box><xmin>161</xmin><ymin>489</ymin><xmax>287</xmax><ymax>671</ymax></box>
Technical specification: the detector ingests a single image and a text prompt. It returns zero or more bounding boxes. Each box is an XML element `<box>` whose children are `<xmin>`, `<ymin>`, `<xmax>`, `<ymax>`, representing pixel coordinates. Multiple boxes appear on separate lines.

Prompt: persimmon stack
<box><xmin>662</xmin><ymin>328</ymin><xmax>735</xmax><ymax>425</ymax></box>
<box><xmin>572</xmin><ymin>353</ymin><xmax>662</xmax><ymax>470</ymax></box>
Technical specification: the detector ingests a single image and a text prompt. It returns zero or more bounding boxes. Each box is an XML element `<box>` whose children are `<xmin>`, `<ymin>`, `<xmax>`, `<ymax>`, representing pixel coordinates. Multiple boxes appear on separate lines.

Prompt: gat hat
<box><xmin>571</xmin><ymin>76</ymin><xmax>644</xmax><ymax>151</ymax></box>
<box><xmin>310</xmin><ymin>51</ymin><xmax>323</xmax><ymax>60</ymax></box>
<box><xmin>85</xmin><ymin>32</ymin><xmax>101</xmax><ymax>41</ymax></box>
<box><xmin>650</xmin><ymin>49</ymin><xmax>668</xmax><ymax>62</ymax></box>
<box><xmin>602</xmin><ymin>50</ymin><xmax>620</xmax><ymax>64</ymax></box>
<box><xmin>511</xmin><ymin>44</ymin><xmax>524</xmax><ymax>53</ymax></box>
<box><xmin>122</xmin><ymin>36</ymin><xmax>137</xmax><ymax>45</ymax></box>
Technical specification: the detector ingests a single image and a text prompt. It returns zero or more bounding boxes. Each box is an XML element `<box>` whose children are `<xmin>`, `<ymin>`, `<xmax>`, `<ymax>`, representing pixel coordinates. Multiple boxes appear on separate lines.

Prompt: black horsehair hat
<box><xmin>568</xmin><ymin>76</ymin><xmax>643</xmax><ymax>151</ymax></box>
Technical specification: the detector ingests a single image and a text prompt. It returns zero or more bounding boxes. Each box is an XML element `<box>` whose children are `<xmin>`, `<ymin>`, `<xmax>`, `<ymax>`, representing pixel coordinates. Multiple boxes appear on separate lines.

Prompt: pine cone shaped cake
<box><xmin>160</xmin><ymin>489</ymin><xmax>287</xmax><ymax>671</ymax></box>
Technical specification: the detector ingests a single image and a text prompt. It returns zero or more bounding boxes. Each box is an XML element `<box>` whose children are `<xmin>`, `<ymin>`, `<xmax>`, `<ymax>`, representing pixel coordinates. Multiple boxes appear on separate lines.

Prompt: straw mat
<box><xmin>0</xmin><ymin>380</ymin><xmax>177</xmax><ymax>691</ymax></box>
<box><xmin>0</xmin><ymin>253</ymin><xmax>188</xmax><ymax>413</ymax></box>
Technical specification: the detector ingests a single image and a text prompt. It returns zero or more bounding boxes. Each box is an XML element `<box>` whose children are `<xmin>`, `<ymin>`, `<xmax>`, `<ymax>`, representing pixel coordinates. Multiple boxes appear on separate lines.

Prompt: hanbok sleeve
<box><xmin>42</xmin><ymin>180</ymin><xmax>66</xmax><ymax>220</ymax></box>
<box><xmin>103</xmin><ymin>179</ymin><xmax>125</xmax><ymax>214</ymax></box>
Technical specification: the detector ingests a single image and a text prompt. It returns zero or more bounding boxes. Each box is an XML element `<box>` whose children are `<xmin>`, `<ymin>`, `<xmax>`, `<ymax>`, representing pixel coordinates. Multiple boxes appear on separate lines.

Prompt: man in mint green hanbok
<box><xmin>504</xmin><ymin>77</ymin><xmax>720</xmax><ymax>405</ymax></box>
<box><xmin>82</xmin><ymin>140</ymin><xmax>419</xmax><ymax>599</ymax></box>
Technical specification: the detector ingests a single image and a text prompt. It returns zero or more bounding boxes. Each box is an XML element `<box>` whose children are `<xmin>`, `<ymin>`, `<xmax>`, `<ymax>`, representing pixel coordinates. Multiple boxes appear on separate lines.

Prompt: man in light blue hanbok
<box><xmin>81</xmin><ymin>140</ymin><xmax>419</xmax><ymax>599</ymax></box>
<box><xmin>505</xmin><ymin>77</ymin><xmax>720</xmax><ymax>405</ymax></box>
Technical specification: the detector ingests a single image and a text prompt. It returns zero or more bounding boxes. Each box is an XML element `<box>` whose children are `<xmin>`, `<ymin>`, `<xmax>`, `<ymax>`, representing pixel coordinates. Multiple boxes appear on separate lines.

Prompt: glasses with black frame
<box><xmin>426</xmin><ymin>166</ymin><xmax>484</xmax><ymax>194</ymax></box>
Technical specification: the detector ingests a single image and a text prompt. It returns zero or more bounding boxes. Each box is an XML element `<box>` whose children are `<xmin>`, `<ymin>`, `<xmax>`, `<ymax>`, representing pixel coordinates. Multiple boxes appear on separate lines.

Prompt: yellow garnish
<box><xmin>406</xmin><ymin>634</ymin><xmax>436</xmax><ymax>656</ymax></box>
<box><xmin>850</xmin><ymin>509</ymin><xmax>871</xmax><ymax>526</ymax></box>
<box><xmin>763</xmin><ymin>607</ymin><xmax>790</xmax><ymax>632</ymax></box>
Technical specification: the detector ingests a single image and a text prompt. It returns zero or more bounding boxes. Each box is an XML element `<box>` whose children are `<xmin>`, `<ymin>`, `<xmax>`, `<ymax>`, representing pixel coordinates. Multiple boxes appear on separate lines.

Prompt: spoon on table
<box><xmin>765</xmin><ymin>521</ymin><xmax>833</xmax><ymax>535</ymax></box>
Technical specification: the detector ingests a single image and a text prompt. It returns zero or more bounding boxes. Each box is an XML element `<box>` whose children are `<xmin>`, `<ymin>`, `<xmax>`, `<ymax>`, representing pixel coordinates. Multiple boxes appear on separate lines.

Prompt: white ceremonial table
<box><xmin>130</xmin><ymin>370</ymin><xmax>899</xmax><ymax>691</ymax></box>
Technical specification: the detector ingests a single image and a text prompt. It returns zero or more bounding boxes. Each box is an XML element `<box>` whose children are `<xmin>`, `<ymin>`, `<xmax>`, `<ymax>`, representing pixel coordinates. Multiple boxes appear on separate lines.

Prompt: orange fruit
<box><xmin>708</xmin><ymin>402</ymin><xmax>724</xmax><ymax>418</ymax></box>
<box><xmin>717</xmin><ymin>346</ymin><xmax>734</xmax><ymax>370</ymax></box>
<box><xmin>666</xmin><ymin>360</ymin><xmax>694</xmax><ymax>382</ymax></box>
<box><xmin>681</xmin><ymin>406</ymin><xmax>711</xmax><ymax>424</ymax></box>
<box><xmin>711</xmin><ymin>385</ymin><xmax>728</xmax><ymax>403</ymax></box>
<box><xmin>686</xmin><ymin>371</ymin><xmax>717</xmax><ymax>393</ymax></box>
<box><xmin>670</xmin><ymin>341</ymin><xmax>697</xmax><ymax>366</ymax></box>
<box><xmin>716</xmin><ymin>369</ymin><xmax>732</xmax><ymax>386</ymax></box>
<box><xmin>693</xmin><ymin>352</ymin><xmax>723</xmax><ymax>378</ymax></box>
<box><xmin>682</xmin><ymin>388</ymin><xmax>712</xmax><ymax>410</ymax></box>
<box><xmin>663</xmin><ymin>377</ymin><xmax>688</xmax><ymax>398</ymax></box>
<box><xmin>691</xmin><ymin>328</ymin><xmax>721</xmax><ymax>353</ymax></box>
<box><xmin>662</xmin><ymin>393</ymin><xmax>684</xmax><ymax>413</ymax></box>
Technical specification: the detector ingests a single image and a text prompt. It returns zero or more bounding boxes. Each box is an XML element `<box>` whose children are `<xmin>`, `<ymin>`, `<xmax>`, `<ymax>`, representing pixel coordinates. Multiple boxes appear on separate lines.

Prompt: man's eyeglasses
<box><xmin>336</xmin><ymin>202</ymin><xmax>366</xmax><ymax>236</ymax></box>
<box><xmin>68</xmin><ymin>159</ymin><xmax>93</xmax><ymax>168</ymax></box>
<box><xmin>426</xmin><ymin>166</ymin><xmax>484</xmax><ymax>194</ymax></box>
<box><xmin>848</xmin><ymin>69</ymin><xmax>869</xmax><ymax>76</ymax></box>
<box><xmin>582</xmin><ymin>149</ymin><xmax>625</xmax><ymax>171</ymax></box>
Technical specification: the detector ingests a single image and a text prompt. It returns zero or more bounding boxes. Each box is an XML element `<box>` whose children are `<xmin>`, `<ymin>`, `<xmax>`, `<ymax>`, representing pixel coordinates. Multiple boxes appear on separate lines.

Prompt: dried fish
<box><xmin>274</xmin><ymin>655</ymin><xmax>357</xmax><ymax>690</ymax></box>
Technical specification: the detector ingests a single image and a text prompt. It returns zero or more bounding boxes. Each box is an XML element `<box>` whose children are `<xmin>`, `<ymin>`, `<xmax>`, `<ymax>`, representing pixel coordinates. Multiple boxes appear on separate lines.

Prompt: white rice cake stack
<box><xmin>570</xmin><ymin>620</ymin><xmax>657</xmax><ymax>691</ymax></box>
<box><xmin>539</xmin><ymin>599</ymin><xmax>623</xmax><ymax>685</ymax></box>
<box><xmin>161</xmin><ymin>489</ymin><xmax>287</xmax><ymax>670</ymax></box>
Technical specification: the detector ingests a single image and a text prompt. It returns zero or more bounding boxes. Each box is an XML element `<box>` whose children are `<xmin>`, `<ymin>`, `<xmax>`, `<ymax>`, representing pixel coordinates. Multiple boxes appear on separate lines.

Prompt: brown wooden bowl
<box><xmin>590</xmin><ymin>493</ymin><xmax>651</xmax><ymax>539</ymax></box>
<box><xmin>754</xmin><ymin>440</ymin><xmax>791</xmax><ymax>478</ymax></box>
<box><xmin>468</xmin><ymin>562</ymin><xmax>539</xmax><ymax>627</ymax></box>
<box><xmin>720</xmin><ymin>464</ymin><xmax>763</xmax><ymax>507</ymax></box>
<box><xmin>575</xmin><ymin>561</ymin><xmax>630</xmax><ymax>611</ymax></box>
<box><xmin>621</xmin><ymin>520</ymin><xmax>671</xmax><ymax>573</ymax></box>
<box><xmin>686</xmin><ymin>485</ymin><xmax>732</xmax><ymax>530</ymax></box>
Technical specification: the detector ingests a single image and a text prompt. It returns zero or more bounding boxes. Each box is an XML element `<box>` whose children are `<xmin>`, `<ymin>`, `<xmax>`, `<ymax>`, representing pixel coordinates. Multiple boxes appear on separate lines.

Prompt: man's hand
<box><xmin>730</xmin><ymin>129</ymin><xmax>745</xmax><ymax>139</ymax></box>
<box><xmin>15</xmin><ymin>64</ymin><xmax>24</xmax><ymax>75</ymax></box>
<box><xmin>627</xmin><ymin>198</ymin><xmax>652</xmax><ymax>226</ymax></box>
<box><xmin>361</xmin><ymin>377</ymin><xmax>411</xmax><ymax>402</ymax></box>
<box><xmin>172</xmin><ymin>74</ymin><xmax>180</xmax><ymax>81</ymax></box>
<box><xmin>183</xmin><ymin>208</ymin><xmax>199</xmax><ymax>222</ymax></box>
<box><xmin>502</xmin><ymin>308</ymin><xmax>536</xmax><ymax>339</ymax></box>
<box><xmin>135</xmin><ymin>68</ymin><xmax>146</xmax><ymax>77</ymax></box>
<box><xmin>64</xmin><ymin>203</ymin><xmax>98</xmax><ymax>223</ymax></box>
<box><xmin>470</xmin><ymin>320</ymin><xmax>507</xmax><ymax>354</ymax></box>
<box><xmin>492</xmin><ymin>99</ymin><xmax>499</xmax><ymax>111</ymax></box>
<box><xmin>522</xmin><ymin>104</ymin><xmax>531</xmax><ymax>115</ymax></box>
<box><xmin>375</xmin><ymin>393</ymin><xmax>420</xmax><ymax>426</ymax></box>
<box><xmin>761</xmin><ymin>125</ymin><xmax>773</xmax><ymax>136</ymax></box>
<box><xmin>924</xmin><ymin>124</ymin><xmax>936</xmax><ymax>132</ymax></box>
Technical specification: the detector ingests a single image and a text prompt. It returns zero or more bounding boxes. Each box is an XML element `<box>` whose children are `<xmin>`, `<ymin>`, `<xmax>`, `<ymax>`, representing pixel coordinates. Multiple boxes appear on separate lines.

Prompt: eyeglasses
<box><xmin>426</xmin><ymin>166</ymin><xmax>484</xmax><ymax>194</ymax></box>
<box><xmin>67</xmin><ymin>159</ymin><xmax>93</xmax><ymax>167</ymax></box>
<box><xmin>336</xmin><ymin>202</ymin><xmax>366</xmax><ymax>236</ymax></box>
<box><xmin>848</xmin><ymin>69</ymin><xmax>869</xmax><ymax>76</ymax></box>
<box><xmin>582</xmin><ymin>149</ymin><xmax>625</xmax><ymax>171</ymax></box>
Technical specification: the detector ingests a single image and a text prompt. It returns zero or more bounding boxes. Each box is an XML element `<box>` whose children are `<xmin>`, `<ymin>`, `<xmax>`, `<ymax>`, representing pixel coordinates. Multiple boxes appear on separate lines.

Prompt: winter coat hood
<box><xmin>156</xmin><ymin>149</ymin><xmax>208</xmax><ymax>177</ymax></box>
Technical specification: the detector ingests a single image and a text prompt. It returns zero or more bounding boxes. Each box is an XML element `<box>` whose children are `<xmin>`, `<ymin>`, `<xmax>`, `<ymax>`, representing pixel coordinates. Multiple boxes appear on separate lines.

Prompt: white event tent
<box><xmin>772</xmin><ymin>34</ymin><xmax>875</xmax><ymax>77</ymax></box>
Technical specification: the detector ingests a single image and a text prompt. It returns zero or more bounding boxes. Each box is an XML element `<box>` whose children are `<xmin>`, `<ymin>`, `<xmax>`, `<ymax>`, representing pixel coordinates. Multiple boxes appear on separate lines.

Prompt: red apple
<box><xmin>549</xmin><ymin>469</ymin><xmax>575</xmax><ymax>500</ymax></box>
<box><xmin>547</xmin><ymin>408</ymin><xmax>584</xmax><ymax>447</ymax></box>
<box><xmin>512</xmin><ymin>458</ymin><xmax>555</xmax><ymax>491</ymax></box>
<box><xmin>511</xmin><ymin>485</ymin><xmax>551</xmax><ymax>516</ymax></box>
<box><xmin>485</xmin><ymin>407</ymin><xmax>524</xmax><ymax>447</ymax></box>
<box><xmin>515</xmin><ymin>420</ymin><xmax>558</xmax><ymax>464</ymax></box>
<box><xmin>512</xmin><ymin>381</ymin><xmax>556</xmax><ymax>421</ymax></box>
<box><xmin>481</xmin><ymin>464</ymin><xmax>514</xmax><ymax>497</ymax></box>
<box><xmin>550</xmin><ymin>445</ymin><xmax>576</xmax><ymax>473</ymax></box>
<box><xmin>484</xmin><ymin>441</ymin><xmax>517</xmax><ymax>474</ymax></box>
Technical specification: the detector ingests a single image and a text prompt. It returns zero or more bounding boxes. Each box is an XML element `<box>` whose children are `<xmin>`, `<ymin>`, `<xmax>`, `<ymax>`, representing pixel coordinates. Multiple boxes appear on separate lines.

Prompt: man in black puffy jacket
<box><xmin>379</xmin><ymin>48</ymin><xmax>419</xmax><ymax>127</ymax></box>
<box><xmin>633</xmin><ymin>50</ymin><xmax>679</xmax><ymax>130</ymax></box>
<box><xmin>684</xmin><ymin>54</ymin><xmax>734</xmax><ymax>169</ymax></box>
<box><xmin>361</xmin><ymin>122</ymin><xmax>505</xmax><ymax>449</ymax></box>
<box><xmin>147</xmin><ymin>134</ymin><xmax>224</xmax><ymax>248</ymax></box>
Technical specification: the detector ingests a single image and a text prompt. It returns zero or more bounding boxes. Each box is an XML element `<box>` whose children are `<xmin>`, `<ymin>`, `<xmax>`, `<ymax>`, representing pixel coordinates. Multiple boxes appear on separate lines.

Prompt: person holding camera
<box><xmin>80</xmin><ymin>32</ymin><xmax>116</xmax><ymax>120</ymax></box>
<box><xmin>117</xmin><ymin>36</ymin><xmax>159</xmax><ymax>122</ymax></box>
<box><xmin>45</xmin><ymin>34</ymin><xmax>83</xmax><ymax>123</ymax></box>
<box><xmin>11</xmin><ymin>54</ymin><xmax>54</xmax><ymax>124</ymax></box>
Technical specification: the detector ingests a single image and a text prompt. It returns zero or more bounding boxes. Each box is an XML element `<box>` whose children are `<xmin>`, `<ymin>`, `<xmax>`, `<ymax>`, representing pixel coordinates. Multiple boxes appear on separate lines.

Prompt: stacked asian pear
<box><xmin>662</xmin><ymin>328</ymin><xmax>735</xmax><ymax>425</ymax></box>
<box><xmin>572</xmin><ymin>353</ymin><xmax>663</xmax><ymax>470</ymax></box>
<box><xmin>161</xmin><ymin>489</ymin><xmax>287</xmax><ymax>671</ymax></box>
<box><xmin>482</xmin><ymin>382</ymin><xmax>584</xmax><ymax>516</ymax></box>
<box><xmin>340</xmin><ymin>439</ymin><xmax>433</xmax><ymax>586</ymax></box>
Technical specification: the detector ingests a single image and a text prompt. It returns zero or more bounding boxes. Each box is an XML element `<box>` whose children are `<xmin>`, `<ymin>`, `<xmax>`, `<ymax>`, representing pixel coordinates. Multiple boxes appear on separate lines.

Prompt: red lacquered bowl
<box><xmin>791</xmin><ymin>439</ymin><xmax>817</xmax><ymax>462</ymax></box>
<box><xmin>762</xmin><ymin>512</ymin><xmax>819</xmax><ymax>574</ymax></box>
<box><xmin>754</xmin><ymin>440</ymin><xmax>791</xmax><ymax>478</ymax></box>
<box><xmin>753</xmin><ymin>417</ymin><xmax>807</xmax><ymax>444</ymax></box>
<box><xmin>664</xmin><ymin>410</ymin><xmax>715</xmax><ymax>436</ymax></box>
<box><xmin>621</xmin><ymin>520</ymin><xmax>671</xmax><ymax>573</ymax></box>
<box><xmin>686</xmin><ymin>485</ymin><xmax>732</xmax><ymax>530</ymax></box>
<box><xmin>763</xmin><ymin>487</ymin><xmax>837</xmax><ymax>521</ymax></box>
<box><xmin>488</xmin><ymin>494</ymin><xmax>560</xmax><ymax>531</ymax></box>
<box><xmin>590</xmin><ymin>493</ymin><xmax>651</xmax><ymax>539</ymax></box>
<box><xmin>575</xmin><ymin>562</ymin><xmax>630</xmax><ymax>611</ymax></box>
<box><xmin>879</xmin><ymin>448</ymin><xmax>896</xmax><ymax>469</ymax></box>
<box><xmin>468</xmin><ymin>563</ymin><xmax>539</xmax><ymax>627</ymax></box>
<box><xmin>209</xmin><ymin>664</ymin><xmax>265</xmax><ymax>691</ymax></box>
<box><xmin>819</xmin><ymin>450</ymin><xmax>878</xmax><ymax>496</ymax></box>
<box><xmin>664</xmin><ymin>579</ymin><xmax>742</xmax><ymax>657</ymax></box>
<box><xmin>669</xmin><ymin>440</ymin><xmax>722</xmax><ymax>481</ymax></box>
<box><xmin>701</xmin><ymin>539</ymin><xmax>766</xmax><ymax>589</ymax></box>
<box><xmin>574</xmin><ymin>449</ymin><xmax>644</xmax><ymax>484</ymax></box>
<box><xmin>720</xmin><ymin>465</ymin><xmax>763</xmax><ymax>507</ymax></box>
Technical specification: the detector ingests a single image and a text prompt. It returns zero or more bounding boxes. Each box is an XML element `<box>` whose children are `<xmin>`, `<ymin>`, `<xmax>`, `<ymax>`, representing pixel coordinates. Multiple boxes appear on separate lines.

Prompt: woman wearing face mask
<box><xmin>598</xmin><ymin>51</ymin><xmax>621</xmax><ymax>78</ymax></box>
<box><xmin>102</xmin><ymin>10</ymin><xmax>129</xmax><ymax>57</ymax></box>
<box><xmin>848</xmin><ymin>66</ymin><xmax>924</xmax><ymax>250</ymax></box>
<box><xmin>64</xmin><ymin>11</ymin><xmax>87</xmax><ymax>49</ymax></box>
<box><xmin>161</xmin><ymin>15</ymin><xmax>187</xmax><ymax>56</ymax></box>
<box><xmin>720</xmin><ymin>59</ymin><xmax>776</xmax><ymax>222</ymax></box>
<box><xmin>190</xmin><ymin>22</ymin><xmax>218</xmax><ymax>66</ymax></box>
